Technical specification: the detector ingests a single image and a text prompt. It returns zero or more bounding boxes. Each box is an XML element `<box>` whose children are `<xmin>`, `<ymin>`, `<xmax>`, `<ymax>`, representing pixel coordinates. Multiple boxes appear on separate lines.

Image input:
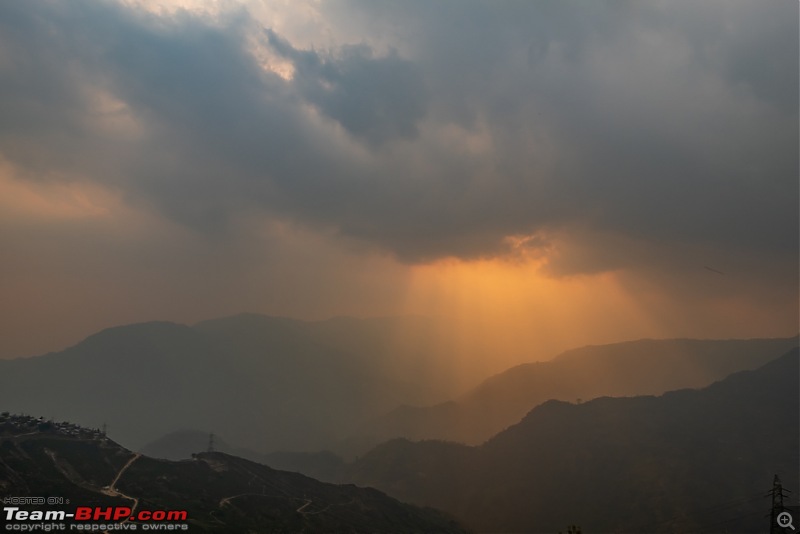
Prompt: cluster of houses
<box><xmin>0</xmin><ymin>412</ymin><xmax>105</xmax><ymax>439</ymax></box>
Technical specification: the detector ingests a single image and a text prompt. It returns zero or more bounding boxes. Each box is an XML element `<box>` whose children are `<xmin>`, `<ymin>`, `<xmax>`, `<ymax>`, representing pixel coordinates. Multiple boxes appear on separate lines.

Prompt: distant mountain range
<box><xmin>342</xmin><ymin>349</ymin><xmax>800</xmax><ymax>533</ymax></box>
<box><xmin>3</xmin><ymin>315</ymin><xmax>797</xmax><ymax>532</ymax></box>
<box><xmin>0</xmin><ymin>417</ymin><xmax>465</xmax><ymax>533</ymax></box>
<box><xmin>0</xmin><ymin>314</ymin><xmax>459</xmax><ymax>452</ymax></box>
<box><xmin>136</xmin><ymin>335</ymin><xmax>798</xmax><ymax>465</ymax></box>
<box><xmin>353</xmin><ymin>336</ymin><xmax>799</xmax><ymax>450</ymax></box>
<box><xmin>2</xmin><ymin>313</ymin><xmax>795</xmax><ymax>467</ymax></box>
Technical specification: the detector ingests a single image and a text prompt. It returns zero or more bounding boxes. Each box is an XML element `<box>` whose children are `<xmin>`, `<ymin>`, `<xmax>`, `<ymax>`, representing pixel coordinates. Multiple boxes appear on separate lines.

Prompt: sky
<box><xmin>0</xmin><ymin>0</ymin><xmax>797</xmax><ymax>375</ymax></box>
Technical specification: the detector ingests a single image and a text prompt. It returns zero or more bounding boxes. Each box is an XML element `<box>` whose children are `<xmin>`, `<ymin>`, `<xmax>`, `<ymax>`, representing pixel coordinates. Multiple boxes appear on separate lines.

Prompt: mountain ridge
<box><xmin>342</xmin><ymin>348</ymin><xmax>800</xmax><ymax>532</ymax></box>
<box><xmin>0</xmin><ymin>315</ymin><xmax>454</xmax><ymax>452</ymax></box>
<box><xmin>354</xmin><ymin>335</ymin><xmax>799</xmax><ymax>450</ymax></box>
<box><xmin>0</xmin><ymin>414</ymin><xmax>466</xmax><ymax>533</ymax></box>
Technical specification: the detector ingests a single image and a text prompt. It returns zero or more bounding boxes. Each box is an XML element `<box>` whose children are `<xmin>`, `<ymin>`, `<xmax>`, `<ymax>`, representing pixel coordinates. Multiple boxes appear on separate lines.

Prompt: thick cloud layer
<box><xmin>0</xmin><ymin>0</ymin><xmax>796</xmax><ymax>359</ymax></box>
<box><xmin>1</xmin><ymin>0</ymin><xmax>796</xmax><ymax>263</ymax></box>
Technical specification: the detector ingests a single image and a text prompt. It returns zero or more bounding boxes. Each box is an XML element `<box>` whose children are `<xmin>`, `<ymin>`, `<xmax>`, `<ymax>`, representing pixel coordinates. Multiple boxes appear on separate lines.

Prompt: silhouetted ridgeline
<box><xmin>354</xmin><ymin>336</ymin><xmax>799</xmax><ymax>450</ymax></box>
<box><xmin>0</xmin><ymin>421</ymin><xmax>466</xmax><ymax>533</ymax></box>
<box><xmin>343</xmin><ymin>349</ymin><xmax>800</xmax><ymax>533</ymax></box>
<box><xmin>0</xmin><ymin>314</ymin><xmax>459</xmax><ymax>452</ymax></box>
<box><xmin>140</xmin><ymin>429</ymin><xmax>345</xmax><ymax>483</ymax></box>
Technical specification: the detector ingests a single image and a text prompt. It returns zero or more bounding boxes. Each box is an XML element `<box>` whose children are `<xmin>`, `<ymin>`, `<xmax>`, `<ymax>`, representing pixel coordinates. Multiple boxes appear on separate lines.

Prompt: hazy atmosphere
<box><xmin>1</xmin><ymin>0</ymin><xmax>797</xmax><ymax>377</ymax></box>
<box><xmin>2</xmin><ymin>2</ymin><xmax>798</xmax><ymax>532</ymax></box>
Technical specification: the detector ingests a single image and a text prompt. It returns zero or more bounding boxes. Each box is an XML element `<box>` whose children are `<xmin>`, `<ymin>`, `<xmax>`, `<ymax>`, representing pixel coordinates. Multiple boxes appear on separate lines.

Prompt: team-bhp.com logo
<box><xmin>4</xmin><ymin>506</ymin><xmax>189</xmax><ymax>531</ymax></box>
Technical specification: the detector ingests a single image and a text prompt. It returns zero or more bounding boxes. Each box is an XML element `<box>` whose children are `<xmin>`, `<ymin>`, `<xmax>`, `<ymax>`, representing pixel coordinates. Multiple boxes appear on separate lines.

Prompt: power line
<box><xmin>770</xmin><ymin>474</ymin><xmax>791</xmax><ymax>534</ymax></box>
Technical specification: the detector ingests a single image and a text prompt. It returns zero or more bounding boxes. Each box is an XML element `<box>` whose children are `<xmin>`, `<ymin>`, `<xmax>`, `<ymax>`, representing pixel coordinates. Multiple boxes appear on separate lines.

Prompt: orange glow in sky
<box><xmin>399</xmin><ymin>256</ymin><xmax>663</xmax><ymax>383</ymax></box>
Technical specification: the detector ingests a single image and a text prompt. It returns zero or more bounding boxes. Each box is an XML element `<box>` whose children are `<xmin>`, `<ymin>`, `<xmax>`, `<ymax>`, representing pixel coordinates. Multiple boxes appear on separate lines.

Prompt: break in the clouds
<box><xmin>0</xmin><ymin>0</ymin><xmax>797</xmax><ymax>359</ymax></box>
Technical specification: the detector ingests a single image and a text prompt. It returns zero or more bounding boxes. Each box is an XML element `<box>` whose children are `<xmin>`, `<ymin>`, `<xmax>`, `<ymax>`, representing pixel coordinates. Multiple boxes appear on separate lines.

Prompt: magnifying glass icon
<box><xmin>778</xmin><ymin>511</ymin><xmax>795</xmax><ymax>530</ymax></box>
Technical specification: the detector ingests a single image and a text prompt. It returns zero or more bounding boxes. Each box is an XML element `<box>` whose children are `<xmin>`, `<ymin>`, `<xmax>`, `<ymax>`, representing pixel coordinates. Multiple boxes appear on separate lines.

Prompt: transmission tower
<box><xmin>769</xmin><ymin>474</ymin><xmax>791</xmax><ymax>534</ymax></box>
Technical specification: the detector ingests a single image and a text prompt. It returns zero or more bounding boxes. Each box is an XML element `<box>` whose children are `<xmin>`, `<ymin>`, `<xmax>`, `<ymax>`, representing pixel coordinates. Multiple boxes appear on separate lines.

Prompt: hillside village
<box><xmin>0</xmin><ymin>412</ymin><xmax>105</xmax><ymax>440</ymax></box>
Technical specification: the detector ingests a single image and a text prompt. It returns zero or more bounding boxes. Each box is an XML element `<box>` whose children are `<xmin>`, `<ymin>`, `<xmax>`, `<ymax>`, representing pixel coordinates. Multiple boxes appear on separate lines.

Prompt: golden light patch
<box><xmin>400</xmin><ymin>254</ymin><xmax>663</xmax><ymax>381</ymax></box>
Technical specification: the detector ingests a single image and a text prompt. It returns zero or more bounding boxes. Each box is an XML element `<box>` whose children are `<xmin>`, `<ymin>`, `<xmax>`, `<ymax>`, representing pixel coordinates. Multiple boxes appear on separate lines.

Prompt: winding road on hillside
<box><xmin>103</xmin><ymin>453</ymin><xmax>141</xmax><ymax>513</ymax></box>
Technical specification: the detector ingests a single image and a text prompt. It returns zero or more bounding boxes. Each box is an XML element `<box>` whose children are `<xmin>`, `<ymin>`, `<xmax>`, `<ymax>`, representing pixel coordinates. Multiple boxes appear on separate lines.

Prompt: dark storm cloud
<box><xmin>265</xmin><ymin>29</ymin><xmax>426</xmax><ymax>146</ymax></box>
<box><xmin>0</xmin><ymin>0</ymin><xmax>796</xmax><ymax>275</ymax></box>
<box><xmin>0</xmin><ymin>1</ymin><xmax>354</xmax><ymax>231</ymax></box>
<box><xmin>324</xmin><ymin>0</ymin><xmax>799</xmax><ymax>269</ymax></box>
